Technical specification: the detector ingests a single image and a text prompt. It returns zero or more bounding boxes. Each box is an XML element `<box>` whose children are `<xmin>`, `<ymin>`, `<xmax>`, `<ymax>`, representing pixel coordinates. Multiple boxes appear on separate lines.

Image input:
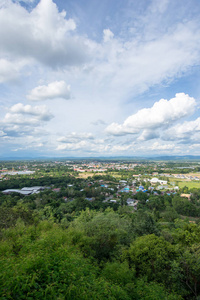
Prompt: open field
<box><xmin>77</xmin><ymin>171</ymin><xmax>123</xmax><ymax>179</ymax></box>
<box><xmin>178</xmin><ymin>181</ymin><xmax>200</xmax><ymax>189</ymax></box>
<box><xmin>187</xmin><ymin>172</ymin><xmax>200</xmax><ymax>177</ymax></box>
<box><xmin>77</xmin><ymin>172</ymin><xmax>107</xmax><ymax>178</ymax></box>
<box><xmin>109</xmin><ymin>172</ymin><xmax>122</xmax><ymax>178</ymax></box>
<box><xmin>169</xmin><ymin>179</ymin><xmax>200</xmax><ymax>189</ymax></box>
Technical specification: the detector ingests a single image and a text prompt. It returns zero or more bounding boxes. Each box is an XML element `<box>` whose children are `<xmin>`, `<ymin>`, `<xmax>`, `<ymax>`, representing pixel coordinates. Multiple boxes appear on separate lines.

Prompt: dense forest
<box><xmin>0</xmin><ymin>162</ymin><xmax>200</xmax><ymax>299</ymax></box>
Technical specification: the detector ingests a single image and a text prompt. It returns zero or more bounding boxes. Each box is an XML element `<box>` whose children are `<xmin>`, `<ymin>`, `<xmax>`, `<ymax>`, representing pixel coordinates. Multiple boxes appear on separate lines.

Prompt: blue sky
<box><xmin>0</xmin><ymin>0</ymin><xmax>200</xmax><ymax>158</ymax></box>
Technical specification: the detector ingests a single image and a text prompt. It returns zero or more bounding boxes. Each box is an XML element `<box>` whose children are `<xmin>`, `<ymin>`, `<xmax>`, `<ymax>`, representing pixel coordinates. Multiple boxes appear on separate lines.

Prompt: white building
<box><xmin>150</xmin><ymin>178</ymin><xmax>167</xmax><ymax>185</ymax></box>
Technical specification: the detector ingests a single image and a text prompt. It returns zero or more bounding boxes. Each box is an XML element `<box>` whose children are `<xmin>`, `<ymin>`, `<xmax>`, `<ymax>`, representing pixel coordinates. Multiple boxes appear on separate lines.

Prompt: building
<box><xmin>2</xmin><ymin>189</ymin><xmax>32</xmax><ymax>195</ymax></box>
<box><xmin>2</xmin><ymin>186</ymin><xmax>47</xmax><ymax>196</ymax></box>
<box><xmin>150</xmin><ymin>178</ymin><xmax>167</xmax><ymax>185</ymax></box>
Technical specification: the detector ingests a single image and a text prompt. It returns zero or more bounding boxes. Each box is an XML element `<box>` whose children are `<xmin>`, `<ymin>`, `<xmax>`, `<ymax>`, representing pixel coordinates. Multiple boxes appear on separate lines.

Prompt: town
<box><xmin>0</xmin><ymin>159</ymin><xmax>200</xmax><ymax>210</ymax></box>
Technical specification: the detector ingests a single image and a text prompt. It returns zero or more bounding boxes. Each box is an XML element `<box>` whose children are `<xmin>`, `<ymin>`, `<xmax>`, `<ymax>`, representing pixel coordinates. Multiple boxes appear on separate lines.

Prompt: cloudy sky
<box><xmin>0</xmin><ymin>0</ymin><xmax>200</xmax><ymax>158</ymax></box>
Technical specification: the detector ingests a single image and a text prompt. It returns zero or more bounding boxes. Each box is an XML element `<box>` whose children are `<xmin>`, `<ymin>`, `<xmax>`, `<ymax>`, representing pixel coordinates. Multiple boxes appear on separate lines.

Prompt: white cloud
<box><xmin>134</xmin><ymin>141</ymin><xmax>180</xmax><ymax>154</ymax></box>
<box><xmin>163</xmin><ymin>117</ymin><xmax>200</xmax><ymax>141</ymax></box>
<box><xmin>106</xmin><ymin>93</ymin><xmax>196</xmax><ymax>136</ymax></box>
<box><xmin>1</xmin><ymin>125</ymin><xmax>49</xmax><ymax>138</ymax></box>
<box><xmin>84</xmin><ymin>20</ymin><xmax>200</xmax><ymax>105</ymax></box>
<box><xmin>56</xmin><ymin>134</ymin><xmax>136</xmax><ymax>154</ymax></box>
<box><xmin>0</xmin><ymin>1</ymin><xmax>200</xmax><ymax>96</ymax></box>
<box><xmin>56</xmin><ymin>132</ymin><xmax>97</xmax><ymax>152</ymax></box>
<box><xmin>16</xmin><ymin>0</ymin><xmax>36</xmax><ymax>3</ymax></box>
<box><xmin>110</xmin><ymin>144</ymin><xmax>133</xmax><ymax>152</ymax></box>
<box><xmin>189</xmin><ymin>144</ymin><xmax>200</xmax><ymax>149</ymax></box>
<box><xmin>56</xmin><ymin>140</ymin><xmax>88</xmax><ymax>151</ymax></box>
<box><xmin>138</xmin><ymin>129</ymin><xmax>159</xmax><ymax>141</ymax></box>
<box><xmin>1</xmin><ymin>0</ymin><xmax>199</xmax><ymax>93</ymax></box>
<box><xmin>0</xmin><ymin>59</ymin><xmax>24</xmax><ymax>83</ymax></box>
<box><xmin>1</xmin><ymin>1</ymin><xmax>200</xmax><ymax>157</ymax></box>
<box><xmin>0</xmin><ymin>130</ymin><xmax>6</xmax><ymax>137</ymax></box>
<box><xmin>0</xmin><ymin>0</ymin><xmax>90</xmax><ymax>68</ymax></box>
<box><xmin>27</xmin><ymin>80</ymin><xmax>70</xmax><ymax>101</ymax></box>
<box><xmin>103</xmin><ymin>29</ymin><xmax>114</xmax><ymax>42</ymax></box>
<box><xmin>56</xmin><ymin>139</ymin><xmax>111</xmax><ymax>153</ymax></box>
<box><xmin>149</xmin><ymin>142</ymin><xmax>177</xmax><ymax>151</ymax></box>
<box><xmin>57</xmin><ymin>132</ymin><xmax>94</xmax><ymax>143</ymax></box>
<box><xmin>7</xmin><ymin>103</ymin><xmax>53</xmax><ymax>121</ymax></box>
<box><xmin>1</xmin><ymin>103</ymin><xmax>53</xmax><ymax>137</ymax></box>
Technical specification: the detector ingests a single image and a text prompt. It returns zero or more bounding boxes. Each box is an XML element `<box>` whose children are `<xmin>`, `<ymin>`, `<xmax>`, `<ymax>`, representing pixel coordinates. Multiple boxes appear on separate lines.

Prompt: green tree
<box><xmin>70</xmin><ymin>209</ymin><xmax>132</xmax><ymax>261</ymax></box>
<box><xmin>179</xmin><ymin>244</ymin><xmax>200</xmax><ymax>298</ymax></box>
<box><xmin>127</xmin><ymin>234</ymin><xmax>177</xmax><ymax>284</ymax></box>
<box><xmin>132</xmin><ymin>210</ymin><xmax>160</xmax><ymax>237</ymax></box>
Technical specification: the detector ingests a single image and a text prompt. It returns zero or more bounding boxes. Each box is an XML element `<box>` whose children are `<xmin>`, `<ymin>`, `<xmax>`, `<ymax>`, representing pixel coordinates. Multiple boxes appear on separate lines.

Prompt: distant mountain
<box><xmin>148</xmin><ymin>155</ymin><xmax>200</xmax><ymax>161</ymax></box>
<box><xmin>1</xmin><ymin>155</ymin><xmax>200</xmax><ymax>161</ymax></box>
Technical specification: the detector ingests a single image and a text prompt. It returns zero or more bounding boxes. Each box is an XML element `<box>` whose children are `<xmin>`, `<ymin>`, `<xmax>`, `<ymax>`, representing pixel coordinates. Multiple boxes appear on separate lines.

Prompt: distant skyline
<box><xmin>0</xmin><ymin>0</ymin><xmax>200</xmax><ymax>158</ymax></box>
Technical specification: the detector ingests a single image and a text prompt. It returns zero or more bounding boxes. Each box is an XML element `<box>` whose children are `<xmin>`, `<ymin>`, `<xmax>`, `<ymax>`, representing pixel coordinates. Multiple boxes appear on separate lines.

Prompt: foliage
<box><xmin>127</xmin><ymin>234</ymin><xmax>178</xmax><ymax>283</ymax></box>
<box><xmin>172</xmin><ymin>196</ymin><xmax>200</xmax><ymax>217</ymax></box>
<box><xmin>69</xmin><ymin>208</ymin><xmax>132</xmax><ymax>261</ymax></box>
<box><xmin>0</xmin><ymin>222</ymin><xmax>130</xmax><ymax>300</ymax></box>
<box><xmin>131</xmin><ymin>210</ymin><xmax>160</xmax><ymax>237</ymax></box>
<box><xmin>1</xmin><ymin>160</ymin><xmax>200</xmax><ymax>299</ymax></box>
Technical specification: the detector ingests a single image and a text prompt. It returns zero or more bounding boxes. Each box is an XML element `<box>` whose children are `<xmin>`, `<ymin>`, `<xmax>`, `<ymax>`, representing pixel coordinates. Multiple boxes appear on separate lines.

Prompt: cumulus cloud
<box><xmin>106</xmin><ymin>93</ymin><xmax>196</xmax><ymax>136</ymax></box>
<box><xmin>0</xmin><ymin>59</ymin><xmax>24</xmax><ymax>83</ymax></box>
<box><xmin>57</xmin><ymin>132</ymin><xmax>94</xmax><ymax>143</ymax></box>
<box><xmin>2</xmin><ymin>103</ymin><xmax>53</xmax><ymax>130</ymax></box>
<box><xmin>27</xmin><ymin>80</ymin><xmax>71</xmax><ymax>101</ymax></box>
<box><xmin>137</xmin><ymin>129</ymin><xmax>159</xmax><ymax>141</ymax></box>
<box><xmin>0</xmin><ymin>0</ymin><xmax>90</xmax><ymax>68</ymax></box>
<box><xmin>1</xmin><ymin>0</ymin><xmax>200</xmax><ymax>95</ymax></box>
<box><xmin>1</xmin><ymin>125</ymin><xmax>48</xmax><ymax>138</ymax></box>
<box><xmin>163</xmin><ymin>117</ymin><xmax>200</xmax><ymax>142</ymax></box>
<box><xmin>7</xmin><ymin>103</ymin><xmax>53</xmax><ymax>121</ymax></box>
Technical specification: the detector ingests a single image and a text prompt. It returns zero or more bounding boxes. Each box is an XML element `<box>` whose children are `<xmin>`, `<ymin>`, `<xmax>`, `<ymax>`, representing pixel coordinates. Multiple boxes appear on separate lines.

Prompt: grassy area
<box><xmin>169</xmin><ymin>178</ymin><xmax>200</xmax><ymax>189</ymax></box>
<box><xmin>77</xmin><ymin>172</ymin><xmax>107</xmax><ymax>178</ymax></box>
<box><xmin>77</xmin><ymin>171</ymin><xmax>122</xmax><ymax>179</ymax></box>
<box><xmin>109</xmin><ymin>172</ymin><xmax>122</xmax><ymax>178</ymax></box>
<box><xmin>178</xmin><ymin>181</ymin><xmax>200</xmax><ymax>189</ymax></box>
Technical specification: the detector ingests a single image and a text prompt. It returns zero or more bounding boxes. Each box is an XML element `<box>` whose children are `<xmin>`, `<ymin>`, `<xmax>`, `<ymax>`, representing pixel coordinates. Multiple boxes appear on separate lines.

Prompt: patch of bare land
<box><xmin>77</xmin><ymin>172</ymin><xmax>107</xmax><ymax>178</ymax></box>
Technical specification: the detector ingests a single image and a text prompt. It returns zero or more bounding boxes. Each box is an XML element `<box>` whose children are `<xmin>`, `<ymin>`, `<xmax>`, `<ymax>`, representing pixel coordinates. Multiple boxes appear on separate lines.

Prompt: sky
<box><xmin>0</xmin><ymin>0</ymin><xmax>200</xmax><ymax>158</ymax></box>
